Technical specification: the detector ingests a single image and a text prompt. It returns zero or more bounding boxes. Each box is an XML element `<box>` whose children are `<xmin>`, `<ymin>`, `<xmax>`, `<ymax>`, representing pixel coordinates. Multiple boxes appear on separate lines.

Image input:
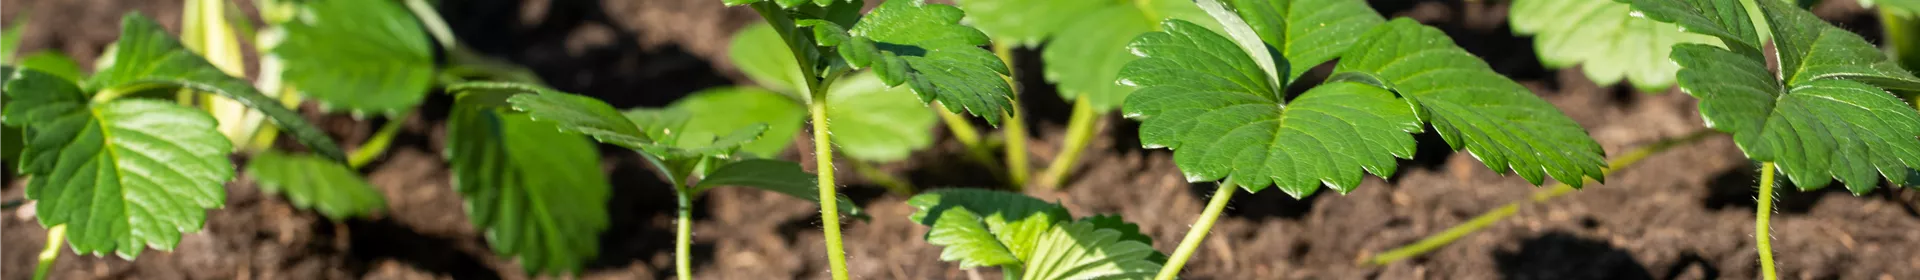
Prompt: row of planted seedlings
<box><xmin>3</xmin><ymin>0</ymin><xmax>1918</xmax><ymax>279</ymax></box>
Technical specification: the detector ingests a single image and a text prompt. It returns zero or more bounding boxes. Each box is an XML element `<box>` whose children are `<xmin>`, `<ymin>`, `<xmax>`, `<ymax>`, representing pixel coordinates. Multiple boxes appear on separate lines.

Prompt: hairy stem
<box><xmin>994</xmin><ymin>44</ymin><xmax>1030</xmax><ymax>188</ymax></box>
<box><xmin>1039</xmin><ymin>98</ymin><xmax>1099</xmax><ymax>190</ymax></box>
<box><xmin>347</xmin><ymin>115</ymin><xmax>408</xmax><ymax>169</ymax></box>
<box><xmin>34</xmin><ymin>224</ymin><xmax>66</xmax><ymax>280</ymax></box>
<box><xmin>675</xmin><ymin>189</ymin><xmax>695</xmax><ymax>280</ymax></box>
<box><xmin>1365</xmin><ymin>130</ymin><xmax>1716</xmax><ymax>265</ymax></box>
<box><xmin>1157</xmin><ymin>183</ymin><xmax>1238</xmax><ymax>280</ymax></box>
<box><xmin>851</xmin><ymin>160</ymin><xmax>915</xmax><ymax>196</ymax></box>
<box><xmin>1756</xmin><ymin>161</ymin><xmax>1779</xmax><ymax>280</ymax></box>
<box><xmin>810</xmin><ymin>98</ymin><xmax>851</xmax><ymax>280</ymax></box>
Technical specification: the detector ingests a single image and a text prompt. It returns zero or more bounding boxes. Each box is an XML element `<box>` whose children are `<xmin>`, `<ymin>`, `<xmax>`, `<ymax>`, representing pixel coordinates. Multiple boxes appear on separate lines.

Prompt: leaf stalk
<box><xmin>1156</xmin><ymin>183</ymin><xmax>1237</xmax><ymax>280</ymax></box>
<box><xmin>1039</xmin><ymin>98</ymin><xmax>1099</xmax><ymax>190</ymax></box>
<box><xmin>1756</xmin><ymin>161</ymin><xmax>1778</xmax><ymax>280</ymax></box>
<box><xmin>347</xmin><ymin>115</ymin><xmax>408</xmax><ymax>169</ymax></box>
<box><xmin>995</xmin><ymin>44</ymin><xmax>1031</xmax><ymax>188</ymax></box>
<box><xmin>675</xmin><ymin>189</ymin><xmax>695</xmax><ymax>280</ymax></box>
<box><xmin>34</xmin><ymin>224</ymin><xmax>65</xmax><ymax>280</ymax></box>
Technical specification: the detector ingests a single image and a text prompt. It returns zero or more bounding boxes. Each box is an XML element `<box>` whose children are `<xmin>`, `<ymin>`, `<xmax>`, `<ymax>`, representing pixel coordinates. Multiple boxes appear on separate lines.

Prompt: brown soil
<box><xmin>6</xmin><ymin>0</ymin><xmax>1920</xmax><ymax>279</ymax></box>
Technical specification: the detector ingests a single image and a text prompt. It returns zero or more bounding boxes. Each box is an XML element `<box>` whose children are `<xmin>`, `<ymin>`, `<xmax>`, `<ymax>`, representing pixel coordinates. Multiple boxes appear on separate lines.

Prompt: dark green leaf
<box><xmin>1231</xmin><ymin>0</ymin><xmax>1383</xmax><ymax>81</ymax></box>
<box><xmin>1760</xmin><ymin>0</ymin><xmax>1920</xmax><ymax>92</ymax></box>
<box><xmin>456</xmin><ymin>82</ymin><xmax>650</xmax><ymax>148</ymax></box>
<box><xmin>1334</xmin><ymin>19</ymin><xmax>1606</xmax><ymax>187</ymax></box>
<box><xmin>822</xmin><ymin>0</ymin><xmax>1015</xmax><ymax>125</ymax></box>
<box><xmin>4</xmin><ymin>75</ymin><xmax>232</xmax><ymax>258</ymax></box>
<box><xmin>267</xmin><ymin>0</ymin><xmax>436</xmax><ymax>114</ymax></box>
<box><xmin>1040</xmin><ymin>0</ymin><xmax>1215</xmax><ymax>111</ymax></box>
<box><xmin>18</xmin><ymin>51</ymin><xmax>84</xmax><ymax>83</ymax></box>
<box><xmin>690</xmin><ymin>159</ymin><xmax>864</xmax><ymax>218</ymax></box>
<box><xmin>89</xmin><ymin>14</ymin><xmax>345</xmax><ymax>162</ymax></box>
<box><xmin>446</xmin><ymin>92</ymin><xmax>610</xmax><ymax>275</ymax></box>
<box><xmin>246</xmin><ymin>152</ymin><xmax>386</xmax><ymax>220</ymax></box>
<box><xmin>1512</xmin><ymin>0</ymin><xmax>1717</xmax><ymax>92</ymax></box>
<box><xmin>1621</xmin><ymin>0</ymin><xmax>1763</xmax><ymax>55</ymax></box>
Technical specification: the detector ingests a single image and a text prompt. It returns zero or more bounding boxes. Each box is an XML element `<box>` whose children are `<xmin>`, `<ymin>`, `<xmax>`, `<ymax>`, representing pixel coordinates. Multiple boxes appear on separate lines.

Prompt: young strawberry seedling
<box><xmin>1624</xmin><ymin>0</ymin><xmax>1920</xmax><ymax>278</ymax></box>
<box><xmin>718</xmin><ymin>0</ymin><xmax>1017</xmax><ymax>278</ymax></box>
<box><xmin>1118</xmin><ymin>0</ymin><xmax>1606</xmax><ymax>277</ymax></box>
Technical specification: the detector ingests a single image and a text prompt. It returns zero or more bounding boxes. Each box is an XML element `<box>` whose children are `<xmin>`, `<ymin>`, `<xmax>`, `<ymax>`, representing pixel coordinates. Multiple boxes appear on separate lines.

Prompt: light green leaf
<box><xmin>1119</xmin><ymin>19</ymin><xmax>1422</xmax><ymax>196</ymax></box>
<box><xmin>1511</xmin><ymin>0</ymin><xmax>1717</xmax><ymax>92</ymax></box>
<box><xmin>1040</xmin><ymin>0</ymin><xmax>1215</xmax><ymax>111</ymax></box>
<box><xmin>446</xmin><ymin>91</ymin><xmax>610</xmax><ymax>275</ymax></box>
<box><xmin>690</xmin><ymin>159</ymin><xmax>864</xmax><ymax>218</ymax></box>
<box><xmin>668</xmin><ymin>87</ymin><xmax>805</xmax><ymax>158</ymax></box>
<box><xmin>921</xmin><ymin>206</ymin><xmax>1019</xmax><ymax>268</ymax></box>
<box><xmin>1761</xmin><ymin>0</ymin><xmax>1920</xmax><ymax>92</ymax></box>
<box><xmin>4</xmin><ymin>68</ymin><xmax>231</xmax><ymax>258</ymax></box>
<box><xmin>729</xmin><ymin>23</ymin><xmax>807</xmax><ymax>94</ymax></box>
<box><xmin>1334</xmin><ymin>19</ymin><xmax>1606</xmax><ymax>187</ymax></box>
<box><xmin>1020</xmin><ymin>218</ymin><xmax>1163</xmax><ymax>280</ymax></box>
<box><xmin>266</xmin><ymin>0</ymin><xmax>435</xmax><ymax>114</ymax></box>
<box><xmin>18</xmin><ymin>51</ymin><xmax>84</xmax><ymax>83</ymax></box>
<box><xmin>908</xmin><ymin>189</ymin><xmax>1072</xmax><ymax>267</ymax></box>
<box><xmin>952</xmin><ymin>0</ymin><xmax>1106</xmax><ymax>47</ymax></box>
<box><xmin>1620</xmin><ymin>0</ymin><xmax>1764</xmax><ymax>56</ymax></box>
<box><xmin>816</xmin><ymin>0</ymin><xmax>1015</xmax><ymax>125</ymax></box>
<box><xmin>88</xmin><ymin>14</ymin><xmax>346</xmax><ymax>162</ymax></box>
<box><xmin>246</xmin><ymin>152</ymin><xmax>386</xmax><ymax>220</ymax></box>
<box><xmin>827</xmin><ymin>72</ymin><xmax>936</xmax><ymax>162</ymax></box>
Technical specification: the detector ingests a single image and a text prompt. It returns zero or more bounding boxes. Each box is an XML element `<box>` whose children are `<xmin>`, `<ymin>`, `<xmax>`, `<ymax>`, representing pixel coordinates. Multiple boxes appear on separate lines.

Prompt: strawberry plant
<box><xmin>445</xmin><ymin>81</ymin><xmax>863</xmax><ymax>279</ymax></box>
<box><xmin>953</xmin><ymin>0</ymin><xmax>1220</xmax><ymax>189</ymax></box>
<box><xmin>719</xmin><ymin>0</ymin><xmax>1017</xmax><ymax>278</ymax></box>
<box><xmin>907</xmin><ymin>189</ymin><xmax>1166</xmax><ymax>279</ymax></box>
<box><xmin>1623</xmin><ymin>0</ymin><xmax>1920</xmax><ymax>278</ymax></box>
<box><xmin>1118</xmin><ymin>0</ymin><xmax>1606</xmax><ymax>277</ymax></box>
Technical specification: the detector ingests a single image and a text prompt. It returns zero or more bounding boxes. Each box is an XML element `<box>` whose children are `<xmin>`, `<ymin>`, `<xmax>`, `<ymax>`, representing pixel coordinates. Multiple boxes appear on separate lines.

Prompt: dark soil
<box><xmin>6</xmin><ymin>0</ymin><xmax>1920</xmax><ymax>279</ymax></box>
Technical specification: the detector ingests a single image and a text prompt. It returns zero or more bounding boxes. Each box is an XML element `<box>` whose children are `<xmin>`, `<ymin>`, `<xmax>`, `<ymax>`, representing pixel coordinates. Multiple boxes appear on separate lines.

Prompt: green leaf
<box><xmin>1644</xmin><ymin>0</ymin><xmax>1920</xmax><ymax>192</ymax></box>
<box><xmin>1193</xmin><ymin>0</ymin><xmax>1284</xmax><ymax>95</ymax></box>
<box><xmin>817</xmin><ymin>0</ymin><xmax>1015</xmax><ymax>125</ymax></box>
<box><xmin>265</xmin><ymin>0</ymin><xmax>436</xmax><ymax>114</ymax></box>
<box><xmin>908</xmin><ymin>189</ymin><xmax>1164</xmax><ymax>279</ymax></box>
<box><xmin>908</xmin><ymin>189</ymin><xmax>1072</xmax><ymax>267</ymax></box>
<box><xmin>1761</xmin><ymin>0</ymin><xmax>1920</xmax><ymax>92</ymax></box>
<box><xmin>1334</xmin><ymin>19</ymin><xmax>1606</xmax><ymax>187</ymax></box>
<box><xmin>690</xmin><ymin>159</ymin><xmax>865</xmax><ymax>218</ymax></box>
<box><xmin>89</xmin><ymin>14</ymin><xmax>346</xmax><ymax>162</ymax></box>
<box><xmin>1040</xmin><ymin>0</ymin><xmax>1215</xmax><ymax>111</ymax></box>
<box><xmin>1511</xmin><ymin>0</ymin><xmax>1718</xmax><ymax>92</ymax></box>
<box><xmin>952</xmin><ymin>0</ymin><xmax>1107</xmax><ymax>47</ymax></box>
<box><xmin>1230</xmin><ymin>0</ymin><xmax>1383</xmax><ymax>82</ymax></box>
<box><xmin>17</xmin><ymin>51</ymin><xmax>84</xmax><ymax>83</ymax></box>
<box><xmin>1118</xmin><ymin>19</ymin><xmax>1422</xmax><ymax>196</ymax></box>
<box><xmin>827</xmin><ymin>72</ymin><xmax>937</xmax><ymax>162</ymax></box>
<box><xmin>729</xmin><ymin>23</ymin><xmax>808</xmax><ymax>94</ymax></box>
<box><xmin>2</xmin><ymin>15</ymin><xmax>23</xmax><ymax>63</ymax></box>
<box><xmin>1620</xmin><ymin>0</ymin><xmax>1764</xmax><ymax>56</ymax></box>
<box><xmin>245</xmin><ymin>151</ymin><xmax>386</xmax><ymax>220</ymax></box>
<box><xmin>446</xmin><ymin>91</ymin><xmax>611</xmax><ymax>275</ymax></box>
<box><xmin>4</xmin><ymin>68</ymin><xmax>232</xmax><ymax>258</ymax></box>
<box><xmin>1020</xmin><ymin>218</ymin><xmax>1163</xmax><ymax>280</ymax></box>
<box><xmin>667</xmin><ymin>87</ymin><xmax>805</xmax><ymax>158</ymax></box>
<box><xmin>456</xmin><ymin>82</ymin><xmax>650</xmax><ymax>148</ymax></box>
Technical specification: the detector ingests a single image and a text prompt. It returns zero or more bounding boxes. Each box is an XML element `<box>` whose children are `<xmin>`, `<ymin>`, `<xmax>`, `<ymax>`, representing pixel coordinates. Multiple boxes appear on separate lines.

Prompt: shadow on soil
<box><xmin>1494</xmin><ymin>231</ymin><xmax>1653</xmax><ymax>280</ymax></box>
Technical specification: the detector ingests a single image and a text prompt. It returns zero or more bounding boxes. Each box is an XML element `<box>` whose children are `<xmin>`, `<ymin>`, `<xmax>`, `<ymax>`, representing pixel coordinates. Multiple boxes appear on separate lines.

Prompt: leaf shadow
<box><xmin>1494</xmin><ymin>231</ymin><xmax>1654</xmax><ymax>280</ymax></box>
<box><xmin>1187</xmin><ymin>182</ymin><xmax>1322</xmax><ymax>221</ymax></box>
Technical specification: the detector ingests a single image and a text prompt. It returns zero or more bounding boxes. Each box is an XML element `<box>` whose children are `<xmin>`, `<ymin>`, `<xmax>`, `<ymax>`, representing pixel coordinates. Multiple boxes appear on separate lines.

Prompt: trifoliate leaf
<box><xmin>668</xmin><ymin>87</ymin><xmax>805</xmax><ymax>158</ymax></box>
<box><xmin>460</xmin><ymin>82</ymin><xmax>772</xmax><ymax>160</ymax></box>
<box><xmin>952</xmin><ymin>0</ymin><xmax>1106</xmax><ymax>47</ymax></box>
<box><xmin>827</xmin><ymin>72</ymin><xmax>936</xmax><ymax>162</ymax></box>
<box><xmin>446</xmin><ymin>91</ymin><xmax>610</xmax><ymax>275</ymax></box>
<box><xmin>1511</xmin><ymin>0</ymin><xmax>1717</xmax><ymax>92</ymax></box>
<box><xmin>689</xmin><ymin>159</ymin><xmax>864</xmax><ymax>218</ymax></box>
<box><xmin>1119</xmin><ymin>19</ymin><xmax>1421</xmax><ymax>196</ymax></box>
<box><xmin>17</xmin><ymin>51</ymin><xmax>84</xmax><ymax>83</ymax></box>
<box><xmin>1640</xmin><ymin>0</ymin><xmax>1920</xmax><ymax>193</ymax></box>
<box><xmin>1039</xmin><ymin>0</ymin><xmax>1215</xmax><ymax>111</ymax></box>
<box><xmin>729</xmin><ymin>23</ymin><xmax>808</xmax><ymax>95</ymax></box>
<box><xmin>908</xmin><ymin>189</ymin><xmax>1165</xmax><ymax>279</ymax></box>
<box><xmin>4</xmin><ymin>68</ymin><xmax>231</xmax><ymax>258</ymax></box>
<box><xmin>1230</xmin><ymin>0</ymin><xmax>1384</xmax><ymax>82</ymax></box>
<box><xmin>246</xmin><ymin>152</ymin><xmax>386</xmax><ymax>220</ymax></box>
<box><xmin>88</xmin><ymin>14</ymin><xmax>345</xmax><ymax>162</ymax></box>
<box><xmin>812</xmin><ymin>0</ymin><xmax>1014</xmax><ymax>125</ymax></box>
<box><xmin>1334</xmin><ymin>19</ymin><xmax>1606</xmax><ymax>187</ymax></box>
<box><xmin>908</xmin><ymin>189</ymin><xmax>1071</xmax><ymax>267</ymax></box>
<box><xmin>1020</xmin><ymin>218</ymin><xmax>1163</xmax><ymax>280</ymax></box>
<box><xmin>266</xmin><ymin>0</ymin><xmax>435</xmax><ymax>114</ymax></box>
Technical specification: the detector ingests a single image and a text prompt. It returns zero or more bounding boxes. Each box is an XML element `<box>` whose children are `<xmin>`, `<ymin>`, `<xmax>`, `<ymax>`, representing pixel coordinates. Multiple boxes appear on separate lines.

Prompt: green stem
<box><xmin>675</xmin><ymin>189</ymin><xmax>695</xmax><ymax>280</ymax></box>
<box><xmin>404</xmin><ymin>0</ymin><xmax>459</xmax><ymax>50</ymax></box>
<box><xmin>994</xmin><ymin>44</ymin><xmax>1030</xmax><ymax>188</ymax></box>
<box><xmin>851</xmin><ymin>160</ymin><xmax>915</xmax><ymax>196</ymax></box>
<box><xmin>1756</xmin><ymin>161</ymin><xmax>1779</xmax><ymax>280</ymax></box>
<box><xmin>1365</xmin><ymin>130</ymin><xmax>1715</xmax><ymax>265</ymax></box>
<box><xmin>809</xmin><ymin>96</ymin><xmax>851</xmax><ymax>280</ymax></box>
<box><xmin>1039</xmin><ymin>98</ymin><xmax>1099</xmax><ymax>190</ymax></box>
<box><xmin>347</xmin><ymin>116</ymin><xmax>407</xmax><ymax>169</ymax></box>
<box><xmin>34</xmin><ymin>224</ymin><xmax>66</xmax><ymax>280</ymax></box>
<box><xmin>935</xmin><ymin>102</ymin><xmax>1003</xmax><ymax>172</ymax></box>
<box><xmin>1157</xmin><ymin>183</ymin><xmax>1238</xmax><ymax>280</ymax></box>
